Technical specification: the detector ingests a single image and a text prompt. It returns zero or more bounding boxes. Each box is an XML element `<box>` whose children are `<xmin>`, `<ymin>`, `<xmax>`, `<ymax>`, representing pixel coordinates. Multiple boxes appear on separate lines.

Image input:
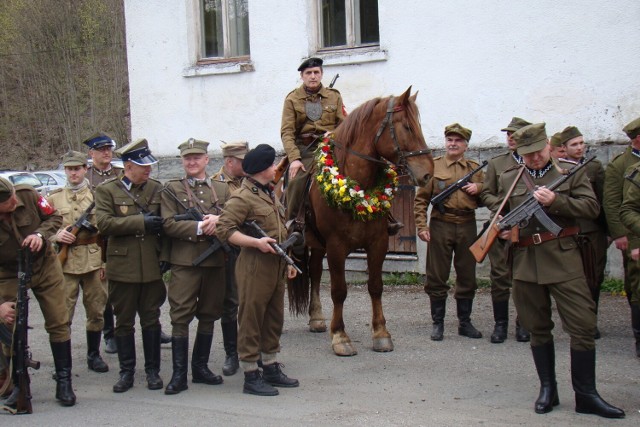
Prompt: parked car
<box><xmin>0</xmin><ymin>170</ymin><xmax>46</xmax><ymax>195</ymax></box>
<box><xmin>34</xmin><ymin>170</ymin><xmax>67</xmax><ymax>194</ymax></box>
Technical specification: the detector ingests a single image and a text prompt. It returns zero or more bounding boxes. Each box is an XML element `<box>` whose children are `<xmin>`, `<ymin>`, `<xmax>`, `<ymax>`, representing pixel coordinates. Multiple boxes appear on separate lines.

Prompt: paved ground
<box><xmin>2</xmin><ymin>285</ymin><xmax>638</xmax><ymax>426</ymax></box>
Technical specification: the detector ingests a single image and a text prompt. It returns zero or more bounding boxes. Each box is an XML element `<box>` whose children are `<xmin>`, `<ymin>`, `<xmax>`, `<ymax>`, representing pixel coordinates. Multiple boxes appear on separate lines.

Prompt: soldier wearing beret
<box><xmin>500</xmin><ymin>123</ymin><xmax>623</xmax><ymax>418</ymax></box>
<box><xmin>216</xmin><ymin>144</ymin><xmax>299</xmax><ymax>396</ymax></box>
<box><xmin>603</xmin><ymin>116</ymin><xmax>640</xmax><ymax>357</ymax></box>
<box><xmin>0</xmin><ymin>176</ymin><xmax>76</xmax><ymax>407</ymax></box>
<box><xmin>211</xmin><ymin>140</ymin><xmax>249</xmax><ymax>377</ymax></box>
<box><xmin>162</xmin><ymin>138</ymin><xmax>230</xmax><ymax>394</ymax></box>
<box><xmin>479</xmin><ymin>117</ymin><xmax>531</xmax><ymax>344</ymax></box>
<box><xmin>556</xmin><ymin>126</ymin><xmax>607</xmax><ymax>338</ymax></box>
<box><xmin>414</xmin><ymin>123</ymin><xmax>484</xmax><ymax>341</ymax></box>
<box><xmin>48</xmin><ymin>150</ymin><xmax>108</xmax><ymax>374</ymax></box>
<box><xmin>95</xmin><ymin>138</ymin><xmax>166</xmax><ymax>393</ymax></box>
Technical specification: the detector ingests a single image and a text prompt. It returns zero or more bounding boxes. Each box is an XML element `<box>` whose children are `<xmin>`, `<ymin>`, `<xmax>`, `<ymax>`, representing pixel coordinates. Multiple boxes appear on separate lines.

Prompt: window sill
<box><xmin>182</xmin><ymin>60</ymin><xmax>255</xmax><ymax>77</ymax></box>
<box><xmin>315</xmin><ymin>47</ymin><xmax>388</xmax><ymax>67</ymax></box>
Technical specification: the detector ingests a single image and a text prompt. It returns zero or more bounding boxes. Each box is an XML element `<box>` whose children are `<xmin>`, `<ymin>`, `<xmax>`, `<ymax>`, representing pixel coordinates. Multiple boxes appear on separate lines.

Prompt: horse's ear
<box><xmin>410</xmin><ymin>90</ymin><xmax>418</xmax><ymax>102</ymax></box>
<box><xmin>398</xmin><ymin>86</ymin><xmax>412</xmax><ymax>106</ymax></box>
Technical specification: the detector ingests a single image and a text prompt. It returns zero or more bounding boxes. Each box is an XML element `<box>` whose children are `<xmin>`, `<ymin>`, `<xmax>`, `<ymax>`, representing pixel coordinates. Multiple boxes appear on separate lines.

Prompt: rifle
<box><xmin>163</xmin><ymin>187</ymin><xmax>231</xmax><ymax>266</ymax></box>
<box><xmin>8</xmin><ymin>249</ymin><xmax>40</xmax><ymax>414</ymax></box>
<box><xmin>243</xmin><ymin>221</ymin><xmax>303</xmax><ymax>274</ymax></box>
<box><xmin>57</xmin><ymin>202</ymin><xmax>98</xmax><ymax>266</ymax></box>
<box><xmin>273</xmin><ymin>73</ymin><xmax>341</xmax><ymax>185</ymax></box>
<box><xmin>430</xmin><ymin>160</ymin><xmax>488</xmax><ymax>214</ymax></box>
<box><xmin>469</xmin><ymin>156</ymin><xmax>596</xmax><ymax>262</ymax></box>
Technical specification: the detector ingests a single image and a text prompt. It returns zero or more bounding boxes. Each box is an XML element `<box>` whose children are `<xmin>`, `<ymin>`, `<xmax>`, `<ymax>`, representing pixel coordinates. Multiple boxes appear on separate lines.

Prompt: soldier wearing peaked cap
<box><xmin>216</xmin><ymin>144</ymin><xmax>299</xmax><ymax>397</ymax></box>
<box><xmin>548</xmin><ymin>131</ymin><xmax>567</xmax><ymax>160</ymax></box>
<box><xmin>162</xmin><ymin>138</ymin><xmax>230</xmax><ymax>394</ymax></box>
<box><xmin>499</xmin><ymin>123</ymin><xmax>624</xmax><ymax>418</ymax></box>
<box><xmin>479</xmin><ymin>117</ymin><xmax>531</xmax><ymax>344</ymax></box>
<box><xmin>414</xmin><ymin>123</ymin><xmax>485</xmax><ymax>341</ymax></box>
<box><xmin>95</xmin><ymin>138</ymin><xmax>167</xmax><ymax>393</ymax></box>
<box><xmin>603</xmin><ymin>115</ymin><xmax>640</xmax><ymax>358</ymax></box>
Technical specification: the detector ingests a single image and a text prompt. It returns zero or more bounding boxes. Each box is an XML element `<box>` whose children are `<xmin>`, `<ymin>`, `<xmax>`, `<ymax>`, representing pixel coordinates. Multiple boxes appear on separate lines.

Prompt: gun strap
<box><xmin>181</xmin><ymin>179</ymin><xmax>220</xmax><ymax>214</ymax></box>
<box><xmin>116</xmin><ymin>180</ymin><xmax>157</xmax><ymax>214</ymax></box>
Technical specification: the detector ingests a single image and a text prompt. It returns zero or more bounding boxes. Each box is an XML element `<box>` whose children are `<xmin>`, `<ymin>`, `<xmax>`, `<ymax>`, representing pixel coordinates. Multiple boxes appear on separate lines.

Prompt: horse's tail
<box><xmin>287</xmin><ymin>247</ymin><xmax>310</xmax><ymax>316</ymax></box>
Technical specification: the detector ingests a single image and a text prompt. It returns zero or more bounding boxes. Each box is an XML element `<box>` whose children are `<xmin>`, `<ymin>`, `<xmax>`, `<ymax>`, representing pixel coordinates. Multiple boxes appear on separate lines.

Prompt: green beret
<box><xmin>549</xmin><ymin>131</ymin><xmax>563</xmax><ymax>148</ymax></box>
<box><xmin>444</xmin><ymin>123</ymin><xmax>472</xmax><ymax>142</ymax></box>
<box><xmin>623</xmin><ymin>117</ymin><xmax>640</xmax><ymax>139</ymax></box>
<box><xmin>222</xmin><ymin>141</ymin><xmax>249</xmax><ymax>159</ymax></box>
<box><xmin>501</xmin><ymin>117</ymin><xmax>532</xmax><ymax>132</ymax></box>
<box><xmin>115</xmin><ymin>138</ymin><xmax>158</xmax><ymax>165</ymax></box>
<box><xmin>513</xmin><ymin>123</ymin><xmax>548</xmax><ymax>155</ymax></box>
<box><xmin>242</xmin><ymin>144</ymin><xmax>275</xmax><ymax>175</ymax></box>
<box><xmin>0</xmin><ymin>176</ymin><xmax>13</xmax><ymax>203</ymax></box>
<box><xmin>298</xmin><ymin>57</ymin><xmax>323</xmax><ymax>72</ymax></box>
<box><xmin>179</xmin><ymin>138</ymin><xmax>209</xmax><ymax>156</ymax></box>
<box><xmin>62</xmin><ymin>150</ymin><xmax>87</xmax><ymax>167</ymax></box>
<box><xmin>557</xmin><ymin>126</ymin><xmax>583</xmax><ymax>145</ymax></box>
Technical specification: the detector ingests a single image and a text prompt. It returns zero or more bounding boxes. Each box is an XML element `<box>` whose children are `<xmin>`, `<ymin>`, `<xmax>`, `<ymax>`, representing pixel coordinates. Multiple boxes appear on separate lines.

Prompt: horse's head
<box><xmin>372</xmin><ymin>87</ymin><xmax>433</xmax><ymax>186</ymax></box>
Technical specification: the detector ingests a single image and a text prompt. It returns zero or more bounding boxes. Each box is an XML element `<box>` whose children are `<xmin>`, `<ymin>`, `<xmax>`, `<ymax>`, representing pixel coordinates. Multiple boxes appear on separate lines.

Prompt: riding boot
<box><xmin>631</xmin><ymin>303</ymin><xmax>640</xmax><ymax>357</ymax></box>
<box><xmin>515</xmin><ymin>317</ymin><xmax>531</xmax><ymax>342</ymax></box>
<box><xmin>456</xmin><ymin>299</ymin><xmax>482</xmax><ymax>339</ymax></box>
<box><xmin>243</xmin><ymin>369</ymin><xmax>279</xmax><ymax>396</ymax></box>
<box><xmin>160</xmin><ymin>328</ymin><xmax>172</xmax><ymax>344</ymax></box>
<box><xmin>429</xmin><ymin>298</ymin><xmax>446</xmax><ymax>341</ymax></box>
<box><xmin>113</xmin><ymin>334</ymin><xmax>136</xmax><ymax>393</ymax></box>
<box><xmin>50</xmin><ymin>340</ymin><xmax>76</xmax><ymax>406</ymax></box>
<box><xmin>192</xmin><ymin>332</ymin><xmax>223</xmax><ymax>385</ymax></box>
<box><xmin>571</xmin><ymin>348</ymin><xmax>625</xmax><ymax>418</ymax></box>
<box><xmin>221</xmin><ymin>321</ymin><xmax>239</xmax><ymax>376</ymax></box>
<box><xmin>165</xmin><ymin>336</ymin><xmax>189</xmax><ymax>395</ymax></box>
<box><xmin>262</xmin><ymin>362</ymin><xmax>299</xmax><ymax>388</ymax></box>
<box><xmin>87</xmin><ymin>330</ymin><xmax>109</xmax><ymax>373</ymax></box>
<box><xmin>142</xmin><ymin>328</ymin><xmax>163</xmax><ymax>390</ymax></box>
<box><xmin>531</xmin><ymin>341</ymin><xmax>558</xmax><ymax>414</ymax></box>
<box><xmin>490</xmin><ymin>300</ymin><xmax>508</xmax><ymax>344</ymax></box>
<box><xmin>387</xmin><ymin>213</ymin><xmax>404</xmax><ymax>236</ymax></box>
<box><xmin>103</xmin><ymin>303</ymin><xmax>117</xmax><ymax>354</ymax></box>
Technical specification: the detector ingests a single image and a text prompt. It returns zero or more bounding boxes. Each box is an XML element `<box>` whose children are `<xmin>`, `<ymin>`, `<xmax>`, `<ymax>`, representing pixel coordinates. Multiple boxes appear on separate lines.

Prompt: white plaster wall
<box><xmin>125</xmin><ymin>0</ymin><xmax>640</xmax><ymax>156</ymax></box>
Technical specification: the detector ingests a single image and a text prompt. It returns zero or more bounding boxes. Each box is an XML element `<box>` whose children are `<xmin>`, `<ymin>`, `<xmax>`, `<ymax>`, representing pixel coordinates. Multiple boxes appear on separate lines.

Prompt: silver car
<box><xmin>34</xmin><ymin>170</ymin><xmax>67</xmax><ymax>194</ymax></box>
<box><xmin>0</xmin><ymin>170</ymin><xmax>47</xmax><ymax>195</ymax></box>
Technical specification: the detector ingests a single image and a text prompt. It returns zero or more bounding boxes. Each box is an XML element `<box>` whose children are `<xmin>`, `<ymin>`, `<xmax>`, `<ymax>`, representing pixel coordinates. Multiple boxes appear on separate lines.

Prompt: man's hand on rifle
<box><xmin>532</xmin><ymin>186</ymin><xmax>556</xmax><ymax>207</ymax></box>
<box><xmin>462</xmin><ymin>182</ymin><xmax>480</xmax><ymax>196</ymax></box>
<box><xmin>55</xmin><ymin>227</ymin><xmax>77</xmax><ymax>245</ymax></box>
<box><xmin>0</xmin><ymin>301</ymin><xmax>16</xmax><ymax>326</ymax></box>
<box><xmin>200</xmin><ymin>214</ymin><xmax>219</xmax><ymax>236</ymax></box>
<box><xmin>614</xmin><ymin>236</ymin><xmax>628</xmax><ymax>251</ymax></box>
<box><xmin>23</xmin><ymin>233</ymin><xmax>44</xmax><ymax>252</ymax></box>
<box><xmin>288</xmin><ymin>159</ymin><xmax>306</xmax><ymax>180</ymax></box>
<box><xmin>254</xmin><ymin>236</ymin><xmax>277</xmax><ymax>254</ymax></box>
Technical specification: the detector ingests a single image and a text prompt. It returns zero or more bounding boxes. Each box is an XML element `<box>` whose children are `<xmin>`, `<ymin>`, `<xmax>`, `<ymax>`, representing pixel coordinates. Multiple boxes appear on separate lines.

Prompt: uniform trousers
<box><xmin>512</xmin><ymin>276</ymin><xmax>596</xmax><ymax>351</ymax></box>
<box><xmin>488</xmin><ymin>237</ymin><xmax>511</xmax><ymax>302</ymax></box>
<box><xmin>168</xmin><ymin>265</ymin><xmax>225</xmax><ymax>337</ymax></box>
<box><xmin>221</xmin><ymin>247</ymin><xmax>240</xmax><ymax>324</ymax></box>
<box><xmin>285</xmin><ymin>146</ymin><xmax>315</xmax><ymax>222</ymax></box>
<box><xmin>425</xmin><ymin>218</ymin><xmax>478</xmax><ymax>300</ymax></box>
<box><xmin>109</xmin><ymin>279</ymin><xmax>166</xmax><ymax>336</ymax></box>
<box><xmin>622</xmin><ymin>251</ymin><xmax>640</xmax><ymax>304</ymax></box>
<box><xmin>63</xmin><ymin>269</ymin><xmax>107</xmax><ymax>332</ymax></box>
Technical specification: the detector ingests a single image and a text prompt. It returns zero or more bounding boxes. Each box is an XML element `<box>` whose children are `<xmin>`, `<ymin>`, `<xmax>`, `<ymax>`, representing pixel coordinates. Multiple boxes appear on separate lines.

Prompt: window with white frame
<box><xmin>202</xmin><ymin>0</ymin><xmax>250</xmax><ymax>60</ymax></box>
<box><xmin>319</xmin><ymin>0</ymin><xmax>379</xmax><ymax>50</ymax></box>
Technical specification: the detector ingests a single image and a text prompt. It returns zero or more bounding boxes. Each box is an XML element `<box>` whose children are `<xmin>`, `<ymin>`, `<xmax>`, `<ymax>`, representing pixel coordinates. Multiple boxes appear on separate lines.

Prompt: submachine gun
<box><xmin>57</xmin><ymin>201</ymin><xmax>98</xmax><ymax>265</ymax></box>
<box><xmin>243</xmin><ymin>221</ymin><xmax>303</xmax><ymax>275</ymax></box>
<box><xmin>430</xmin><ymin>160</ymin><xmax>488</xmax><ymax>214</ymax></box>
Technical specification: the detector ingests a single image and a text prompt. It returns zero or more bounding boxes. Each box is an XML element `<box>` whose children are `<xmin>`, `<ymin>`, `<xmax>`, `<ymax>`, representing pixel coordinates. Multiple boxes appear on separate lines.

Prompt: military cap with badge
<box><xmin>83</xmin><ymin>132</ymin><xmax>116</xmax><ymax>150</ymax></box>
<box><xmin>115</xmin><ymin>138</ymin><xmax>158</xmax><ymax>165</ymax></box>
<box><xmin>501</xmin><ymin>117</ymin><xmax>532</xmax><ymax>133</ymax></box>
<box><xmin>179</xmin><ymin>138</ymin><xmax>209</xmax><ymax>156</ymax></box>
<box><xmin>557</xmin><ymin>126</ymin><xmax>583</xmax><ymax>146</ymax></box>
<box><xmin>623</xmin><ymin>116</ymin><xmax>640</xmax><ymax>139</ymax></box>
<box><xmin>513</xmin><ymin>123</ymin><xmax>548</xmax><ymax>155</ymax></box>
<box><xmin>62</xmin><ymin>150</ymin><xmax>88</xmax><ymax>167</ymax></box>
<box><xmin>0</xmin><ymin>176</ymin><xmax>14</xmax><ymax>203</ymax></box>
<box><xmin>444</xmin><ymin>123</ymin><xmax>472</xmax><ymax>142</ymax></box>
<box><xmin>221</xmin><ymin>141</ymin><xmax>249</xmax><ymax>159</ymax></box>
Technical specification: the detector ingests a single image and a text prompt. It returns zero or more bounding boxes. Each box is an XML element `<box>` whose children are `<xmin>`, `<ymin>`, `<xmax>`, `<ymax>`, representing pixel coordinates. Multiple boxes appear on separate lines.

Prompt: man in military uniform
<box><xmin>604</xmin><ymin>116</ymin><xmax>640</xmax><ymax>357</ymax></box>
<box><xmin>414</xmin><ymin>123</ymin><xmax>484</xmax><ymax>341</ymax></box>
<box><xmin>216</xmin><ymin>144</ymin><xmax>299</xmax><ymax>396</ymax></box>
<box><xmin>211</xmin><ymin>140</ymin><xmax>249</xmax><ymax>377</ymax></box>
<box><xmin>556</xmin><ymin>126</ymin><xmax>607</xmax><ymax>339</ymax></box>
<box><xmin>95</xmin><ymin>138</ymin><xmax>166</xmax><ymax>393</ymax></box>
<box><xmin>83</xmin><ymin>132</ymin><xmax>123</xmax><ymax>354</ymax></box>
<box><xmin>479</xmin><ymin>117</ymin><xmax>531</xmax><ymax>343</ymax></box>
<box><xmin>548</xmin><ymin>131</ymin><xmax>567</xmax><ymax>160</ymax></box>
<box><xmin>501</xmin><ymin>123</ymin><xmax>623</xmax><ymax>418</ymax></box>
<box><xmin>162</xmin><ymin>138</ymin><xmax>230</xmax><ymax>395</ymax></box>
<box><xmin>0</xmin><ymin>177</ymin><xmax>76</xmax><ymax>407</ymax></box>
<box><xmin>48</xmin><ymin>150</ymin><xmax>108</xmax><ymax>373</ymax></box>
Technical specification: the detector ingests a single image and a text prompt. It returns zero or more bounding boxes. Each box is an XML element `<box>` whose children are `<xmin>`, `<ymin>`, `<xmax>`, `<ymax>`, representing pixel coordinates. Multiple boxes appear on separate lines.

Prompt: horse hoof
<box><xmin>332</xmin><ymin>343</ymin><xmax>358</xmax><ymax>357</ymax></box>
<box><xmin>309</xmin><ymin>320</ymin><xmax>327</xmax><ymax>333</ymax></box>
<box><xmin>373</xmin><ymin>337</ymin><xmax>394</xmax><ymax>352</ymax></box>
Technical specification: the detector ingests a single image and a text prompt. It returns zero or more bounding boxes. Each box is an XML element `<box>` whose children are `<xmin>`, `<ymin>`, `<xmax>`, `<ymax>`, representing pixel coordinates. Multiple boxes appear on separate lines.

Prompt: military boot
<box><xmin>631</xmin><ymin>303</ymin><xmax>640</xmax><ymax>357</ymax></box>
<box><xmin>531</xmin><ymin>341</ymin><xmax>558</xmax><ymax>414</ymax></box>
<box><xmin>165</xmin><ymin>336</ymin><xmax>189</xmax><ymax>395</ymax></box>
<box><xmin>456</xmin><ymin>299</ymin><xmax>482</xmax><ymax>339</ymax></box>
<box><xmin>113</xmin><ymin>334</ymin><xmax>136</xmax><ymax>393</ymax></box>
<box><xmin>490</xmin><ymin>300</ymin><xmax>508</xmax><ymax>344</ymax></box>
<box><xmin>571</xmin><ymin>348</ymin><xmax>625</xmax><ymax>418</ymax></box>
<box><xmin>103</xmin><ymin>303</ymin><xmax>117</xmax><ymax>354</ymax></box>
<box><xmin>515</xmin><ymin>317</ymin><xmax>531</xmax><ymax>342</ymax></box>
<box><xmin>142</xmin><ymin>328</ymin><xmax>163</xmax><ymax>390</ymax></box>
<box><xmin>87</xmin><ymin>330</ymin><xmax>109</xmax><ymax>373</ymax></box>
<box><xmin>50</xmin><ymin>340</ymin><xmax>76</xmax><ymax>406</ymax></box>
<box><xmin>262</xmin><ymin>362</ymin><xmax>299</xmax><ymax>388</ymax></box>
<box><xmin>243</xmin><ymin>369</ymin><xmax>278</xmax><ymax>396</ymax></box>
<box><xmin>429</xmin><ymin>298</ymin><xmax>446</xmax><ymax>341</ymax></box>
<box><xmin>192</xmin><ymin>332</ymin><xmax>223</xmax><ymax>385</ymax></box>
<box><xmin>221</xmin><ymin>321</ymin><xmax>239</xmax><ymax>376</ymax></box>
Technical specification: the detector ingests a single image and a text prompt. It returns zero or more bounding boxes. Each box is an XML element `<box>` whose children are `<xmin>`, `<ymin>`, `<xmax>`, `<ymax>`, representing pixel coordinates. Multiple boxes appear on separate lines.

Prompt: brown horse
<box><xmin>289</xmin><ymin>87</ymin><xmax>433</xmax><ymax>356</ymax></box>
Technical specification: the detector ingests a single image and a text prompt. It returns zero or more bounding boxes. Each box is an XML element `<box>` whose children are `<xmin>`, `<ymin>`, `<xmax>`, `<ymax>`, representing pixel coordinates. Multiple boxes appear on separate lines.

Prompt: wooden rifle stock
<box><xmin>469</xmin><ymin>222</ymin><xmax>500</xmax><ymax>263</ymax></box>
<box><xmin>57</xmin><ymin>225</ymin><xmax>80</xmax><ymax>266</ymax></box>
<box><xmin>272</xmin><ymin>156</ymin><xmax>289</xmax><ymax>185</ymax></box>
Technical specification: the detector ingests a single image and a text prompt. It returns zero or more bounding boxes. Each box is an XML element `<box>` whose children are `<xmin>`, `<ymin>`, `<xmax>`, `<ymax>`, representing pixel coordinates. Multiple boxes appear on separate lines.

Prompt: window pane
<box><xmin>203</xmin><ymin>0</ymin><xmax>224</xmax><ymax>57</ymax></box>
<box><xmin>321</xmin><ymin>0</ymin><xmax>346</xmax><ymax>48</ymax></box>
<box><xmin>357</xmin><ymin>0</ymin><xmax>379</xmax><ymax>44</ymax></box>
<box><xmin>228</xmin><ymin>0</ymin><xmax>250</xmax><ymax>56</ymax></box>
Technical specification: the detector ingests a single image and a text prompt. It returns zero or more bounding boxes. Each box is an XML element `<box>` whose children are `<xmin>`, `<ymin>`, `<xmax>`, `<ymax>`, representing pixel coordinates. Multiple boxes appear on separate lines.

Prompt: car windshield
<box><xmin>10</xmin><ymin>173</ymin><xmax>42</xmax><ymax>187</ymax></box>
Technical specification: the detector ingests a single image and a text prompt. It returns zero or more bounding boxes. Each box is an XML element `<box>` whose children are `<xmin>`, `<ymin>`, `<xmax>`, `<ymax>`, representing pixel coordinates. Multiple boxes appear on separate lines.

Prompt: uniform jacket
<box><xmin>87</xmin><ymin>164</ymin><xmax>123</xmax><ymax>190</ymax></box>
<box><xmin>211</xmin><ymin>166</ymin><xmax>243</xmax><ymax>193</ymax></box>
<box><xmin>576</xmin><ymin>157</ymin><xmax>606</xmax><ymax>234</ymax></box>
<box><xmin>499</xmin><ymin>161</ymin><xmax>599</xmax><ymax>284</ymax></box>
<box><xmin>620</xmin><ymin>161</ymin><xmax>640</xmax><ymax>237</ymax></box>
<box><xmin>95</xmin><ymin>176</ymin><xmax>163</xmax><ymax>283</ymax></box>
<box><xmin>161</xmin><ymin>177</ymin><xmax>229</xmax><ymax>268</ymax></box>
<box><xmin>479</xmin><ymin>151</ymin><xmax>520</xmax><ymax>213</ymax></box>
<box><xmin>414</xmin><ymin>155</ymin><xmax>484</xmax><ymax>231</ymax></box>
<box><xmin>603</xmin><ymin>145</ymin><xmax>640</xmax><ymax>240</ymax></box>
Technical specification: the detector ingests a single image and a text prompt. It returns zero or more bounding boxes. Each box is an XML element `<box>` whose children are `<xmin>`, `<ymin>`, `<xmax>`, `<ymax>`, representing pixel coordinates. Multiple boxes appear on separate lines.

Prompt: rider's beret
<box><xmin>242</xmin><ymin>144</ymin><xmax>276</xmax><ymax>175</ymax></box>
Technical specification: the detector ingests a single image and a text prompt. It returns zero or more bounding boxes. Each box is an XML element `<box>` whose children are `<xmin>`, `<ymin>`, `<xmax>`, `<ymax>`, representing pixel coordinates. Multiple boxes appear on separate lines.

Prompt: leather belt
<box><xmin>443</xmin><ymin>207</ymin><xmax>475</xmax><ymax>216</ymax></box>
<box><xmin>515</xmin><ymin>226</ymin><xmax>580</xmax><ymax>247</ymax></box>
<box><xmin>295</xmin><ymin>133</ymin><xmax>322</xmax><ymax>145</ymax></box>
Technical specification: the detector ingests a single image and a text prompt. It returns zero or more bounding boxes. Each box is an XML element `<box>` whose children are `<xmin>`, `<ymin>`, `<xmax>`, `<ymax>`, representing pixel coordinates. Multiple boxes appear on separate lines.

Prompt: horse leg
<box><xmin>367</xmin><ymin>242</ymin><xmax>394</xmax><ymax>352</ymax></box>
<box><xmin>308</xmin><ymin>248</ymin><xmax>327</xmax><ymax>332</ymax></box>
<box><xmin>326</xmin><ymin>248</ymin><xmax>357</xmax><ymax>356</ymax></box>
